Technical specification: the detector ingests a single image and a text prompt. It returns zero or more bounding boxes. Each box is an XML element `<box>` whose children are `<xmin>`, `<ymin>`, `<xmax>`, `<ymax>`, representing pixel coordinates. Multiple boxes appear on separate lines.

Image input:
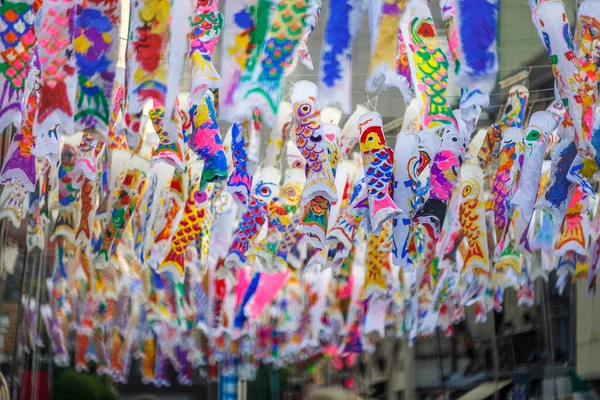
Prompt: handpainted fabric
<box><xmin>572</xmin><ymin>0</ymin><xmax>600</xmax><ymax>161</ymax></box>
<box><xmin>290</xmin><ymin>81</ymin><xmax>337</xmax><ymax>204</ymax></box>
<box><xmin>287</xmin><ymin>0</ymin><xmax>321</xmax><ymax>73</ymax></box>
<box><xmin>391</xmin><ymin>133</ymin><xmax>419</xmax><ymax>270</ymax></box>
<box><xmin>445</xmin><ymin>0</ymin><xmax>498</xmax><ymax>92</ymax></box>
<box><xmin>189</xmin><ymin>0</ymin><xmax>223</xmax><ymax>105</ymax></box>
<box><xmin>125</xmin><ymin>0</ymin><xmax>170</xmax><ymax>136</ymax></box>
<box><xmin>219</xmin><ymin>0</ymin><xmax>254</xmax><ymax>122</ymax></box>
<box><xmin>149</xmin><ymin>102</ymin><xmax>185</xmax><ymax>172</ymax></box>
<box><xmin>0</xmin><ymin>0</ymin><xmax>35</xmax><ymax>133</ymax></box>
<box><xmin>188</xmin><ymin>92</ymin><xmax>227</xmax><ymax>188</ymax></box>
<box><xmin>0</xmin><ymin>179</ymin><xmax>28</xmax><ymax>228</ymax></box>
<box><xmin>458</xmin><ymin>162</ymin><xmax>490</xmax><ymax>278</ymax></box>
<box><xmin>226</xmin><ymin>121</ymin><xmax>253</xmax><ymax>209</ymax></box>
<box><xmin>477</xmin><ymin>85</ymin><xmax>529</xmax><ymax>176</ymax></box>
<box><xmin>0</xmin><ymin>47</ymin><xmax>40</xmax><ymax>191</ymax></box>
<box><xmin>510</xmin><ymin>106</ymin><xmax>564</xmax><ymax>255</ymax></box>
<box><xmin>555</xmin><ymin>185</ymin><xmax>589</xmax><ymax>257</ymax></box>
<box><xmin>401</xmin><ymin>0</ymin><xmax>455</xmax><ymax>129</ymax></box>
<box><xmin>263</xmin><ymin>101</ymin><xmax>291</xmax><ymax>167</ymax></box>
<box><xmin>72</xmin><ymin>131</ymin><xmax>101</xmax><ymax>190</ymax></box>
<box><xmin>237</xmin><ymin>0</ymin><xmax>310</xmax><ymax>127</ymax></box>
<box><xmin>53</xmin><ymin>142</ymin><xmax>79</xmax><ymax>242</ymax></box>
<box><xmin>534</xmin><ymin>1</ymin><xmax>594</xmax><ymax>157</ymax></box>
<box><xmin>317</xmin><ymin>0</ymin><xmax>367</xmax><ymax>114</ymax></box>
<box><xmin>94</xmin><ymin>156</ymin><xmax>147</xmax><ymax>268</ymax></box>
<box><xmin>158</xmin><ymin>184</ymin><xmax>214</xmax><ymax>278</ymax></box>
<box><xmin>299</xmin><ymin>123</ymin><xmax>340</xmax><ymax>248</ymax></box>
<box><xmin>225</xmin><ymin>166</ymin><xmax>281</xmax><ymax>274</ymax></box>
<box><xmin>34</xmin><ymin>0</ymin><xmax>77</xmax><ymax>162</ymax></box>
<box><xmin>535</xmin><ymin>138</ymin><xmax>578</xmax><ymax>225</ymax></box>
<box><xmin>339</xmin><ymin>104</ymin><xmax>369</xmax><ymax>159</ymax></box>
<box><xmin>73</xmin><ymin>0</ymin><xmax>119</xmax><ymax>137</ymax></box>
<box><xmin>363</xmin><ymin>220</ymin><xmax>392</xmax><ymax>298</ymax></box>
<box><xmin>366</xmin><ymin>0</ymin><xmax>406</xmax><ymax>93</ymax></box>
<box><xmin>413</xmin><ymin>119</ymin><xmax>470</xmax><ymax>240</ymax></box>
<box><xmin>358</xmin><ymin>112</ymin><xmax>401</xmax><ymax>234</ymax></box>
<box><xmin>491</xmin><ymin>127</ymin><xmax>525</xmax><ymax>258</ymax></box>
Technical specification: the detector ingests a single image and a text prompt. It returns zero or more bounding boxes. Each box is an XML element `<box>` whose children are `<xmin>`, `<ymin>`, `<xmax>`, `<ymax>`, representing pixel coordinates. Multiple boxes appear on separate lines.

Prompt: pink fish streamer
<box><xmin>33</xmin><ymin>0</ymin><xmax>77</xmax><ymax>163</ymax></box>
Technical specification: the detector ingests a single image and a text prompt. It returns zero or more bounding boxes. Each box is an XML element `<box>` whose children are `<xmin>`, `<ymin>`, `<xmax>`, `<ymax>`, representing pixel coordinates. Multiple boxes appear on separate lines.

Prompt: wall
<box><xmin>576</xmin><ymin>280</ymin><xmax>600</xmax><ymax>379</ymax></box>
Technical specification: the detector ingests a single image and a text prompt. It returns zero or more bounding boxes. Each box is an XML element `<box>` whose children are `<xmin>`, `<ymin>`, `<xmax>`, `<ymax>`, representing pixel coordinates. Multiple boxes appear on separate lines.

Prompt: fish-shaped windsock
<box><xmin>358</xmin><ymin>112</ymin><xmax>402</xmax><ymax>234</ymax></box>
<box><xmin>510</xmin><ymin>104</ymin><xmax>565</xmax><ymax>255</ymax></box>
<box><xmin>225</xmin><ymin>166</ymin><xmax>281</xmax><ymax>273</ymax></box>
<box><xmin>391</xmin><ymin>133</ymin><xmax>420</xmax><ymax>270</ymax></box>
<box><xmin>477</xmin><ymin>85</ymin><xmax>529</xmax><ymax>176</ymax></box>
<box><xmin>492</xmin><ymin>127</ymin><xmax>525</xmax><ymax>258</ymax></box>
<box><xmin>458</xmin><ymin>163</ymin><xmax>490</xmax><ymax>279</ymax></box>
<box><xmin>290</xmin><ymin>80</ymin><xmax>338</xmax><ymax>204</ymax></box>
<box><xmin>413</xmin><ymin>123</ymin><xmax>469</xmax><ymax>239</ymax></box>
<box><xmin>158</xmin><ymin>184</ymin><xmax>214</xmax><ymax>278</ymax></box>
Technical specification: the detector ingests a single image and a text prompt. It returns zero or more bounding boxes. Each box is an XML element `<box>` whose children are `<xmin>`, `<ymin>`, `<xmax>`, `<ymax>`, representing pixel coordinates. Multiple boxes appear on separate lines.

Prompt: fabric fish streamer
<box><xmin>458</xmin><ymin>163</ymin><xmax>490</xmax><ymax>279</ymax></box>
<box><xmin>0</xmin><ymin>48</ymin><xmax>40</xmax><ymax>191</ymax></box>
<box><xmin>218</xmin><ymin>0</ymin><xmax>254</xmax><ymax>122</ymax></box>
<box><xmin>317</xmin><ymin>0</ymin><xmax>367</xmax><ymax>113</ymax></box>
<box><xmin>366</xmin><ymin>0</ymin><xmax>406</xmax><ymax>93</ymax></box>
<box><xmin>189</xmin><ymin>92</ymin><xmax>227</xmax><ymax>187</ymax></box>
<box><xmin>363</xmin><ymin>221</ymin><xmax>392</xmax><ymax>298</ymax></box>
<box><xmin>53</xmin><ymin>142</ymin><xmax>80</xmax><ymax>242</ymax></box>
<box><xmin>510</xmin><ymin>106</ymin><xmax>564</xmax><ymax>255</ymax></box>
<box><xmin>125</xmin><ymin>0</ymin><xmax>170</xmax><ymax>136</ymax></box>
<box><xmin>291</xmin><ymin>81</ymin><xmax>338</xmax><ymax>204</ymax></box>
<box><xmin>94</xmin><ymin>156</ymin><xmax>147</xmax><ymax>267</ymax></box>
<box><xmin>491</xmin><ymin>127</ymin><xmax>525</xmax><ymax>257</ymax></box>
<box><xmin>149</xmin><ymin>103</ymin><xmax>185</xmax><ymax>172</ymax></box>
<box><xmin>237</xmin><ymin>0</ymin><xmax>310</xmax><ymax>126</ymax></box>
<box><xmin>441</xmin><ymin>0</ymin><xmax>499</xmax><ymax>99</ymax></box>
<box><xmin>33</xmin><ymin>0</ymin><xmax>77</xmax><ymax>162</ymax></box>
<box><xmin>225</xmin><ymin>166</ymin><xmax>281</xmax><ymax>274</ymax></box>
<box><xmin>299</xmin><ymin>123</ymin><xmax>341</xmax><ymax>248</ymax></box>
<box><xmin>535</xmin><ymin>138</ymin><xmax>578</xmax><ymax>225</ymax></box>
<box><xmin>0</xmin><ymin>0</ymin><xmax>35</xmax><ymax>134</ymax></box>
<box><xmin>391</xmin><ymin>133</ymin><xmax>419</xmax><ymax>270</ymax></box>
<box><xmin>226</xmin><ymin>121</ymin><xmax>253</xmax><ymax>209</ymax></box>
<box><xmin>414</xmin><ymin>122</ymin><xmax>469</xmax><ymax>240</ymax></box>
<box><xmin>401</xmin><ymin>0</ymin><xmax>455</xmax><ymax>129</ymax></box>
<box><xmin>0</xmin><ymin>180</ymin><xmax>28</xmax><ymax>229</ymax></box>
<box><xmin>338</xmin><ymin>106</ymin><xmax>368</xmax><ymax>160</ymax></box>
<box><xmin>73</xmin><ymin>0</ymin><xmax>119</xmax><ymax>136</ymax></box>
<box><xmin>158</xmin><ymin>184</ymin><xmax>214</xmax><ymax>278</ymax></box>
<box><xmin>71</xmin><ymin>131</ymin><xmax>101</xmax><ymax>189</ymax></box>
<box><xmin>554</xmin><ymin>185</ymin><xmax>589</xmax><ymax>257</ymax></box>
<box><xmin>534</xmin><ymin>1</ymin><xmax>593</xmax><ymax>157</ymax></box>
<box><xmin>477</xmin><ymin>85</ymin><xmax>529</xmax><ymax>176</ymax></box>
<box><xmin>263</xmin><ymin>101</ymin><xmax>292</xmax><ymax>167</ymax></box>
<box><xmin>286</xmin><ymin>0</ymin><xmax>321</xmax><ymax>75</ymax></box>
<box><xmin>189</xmin><ymin>0</ymin><xmax>223</xmax><ymax>104</ymax></box>
<box><xmin>358</xmin><ymin>112</ymin><xmax>401</xmax><ymax>234</ymax></box>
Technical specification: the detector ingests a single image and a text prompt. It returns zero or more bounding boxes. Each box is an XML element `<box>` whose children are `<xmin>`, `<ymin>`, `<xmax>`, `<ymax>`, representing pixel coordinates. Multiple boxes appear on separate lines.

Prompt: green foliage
<box><xmin>53</xmin><ymin>368</ymin><xmax>116</xmax><ymax>400</ymax></box>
